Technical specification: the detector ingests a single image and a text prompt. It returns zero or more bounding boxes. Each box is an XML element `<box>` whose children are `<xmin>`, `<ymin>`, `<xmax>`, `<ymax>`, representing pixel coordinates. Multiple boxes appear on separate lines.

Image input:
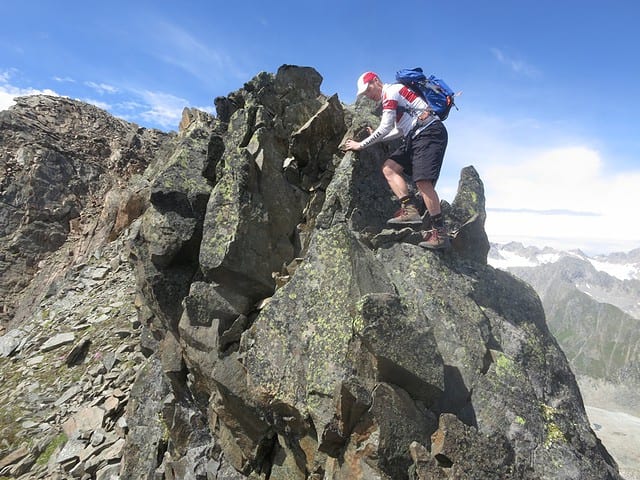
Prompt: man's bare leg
<box><xmin>382</xmin><ymin>159</ymin><xmax>409</xmax><ymax>199</ymax></box>
<box><xmin>416</xmin><ymin>179</ymin><xmax>440</xmax><ymax>217</ymax></box>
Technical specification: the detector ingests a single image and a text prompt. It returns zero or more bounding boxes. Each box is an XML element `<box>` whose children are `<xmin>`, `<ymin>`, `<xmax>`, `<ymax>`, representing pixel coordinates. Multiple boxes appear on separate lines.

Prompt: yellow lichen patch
<box><xmin>303</xmin><ymin>226</ymin><xmax>358</xmax><ymax>399</ymax></box>
<box><xmin>494</xmin><ymin>351</ymin><xmax>524</xmax><ymax>380</ymax></box>
<box><xmin>541</xmin><ymin>404</ymin><xmax>567</xmax><ymax>448</ymax></box>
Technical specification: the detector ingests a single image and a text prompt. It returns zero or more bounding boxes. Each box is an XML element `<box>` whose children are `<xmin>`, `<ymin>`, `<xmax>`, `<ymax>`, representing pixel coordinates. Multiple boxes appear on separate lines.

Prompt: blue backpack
<box><xmin>395</xmin><ymin>67</ymin><xmax>458</xmax><ymax>121</ymax></box>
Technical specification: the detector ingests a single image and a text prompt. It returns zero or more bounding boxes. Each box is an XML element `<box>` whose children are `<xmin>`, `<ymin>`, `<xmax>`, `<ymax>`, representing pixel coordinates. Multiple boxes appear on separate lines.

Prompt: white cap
<box><xmin>356</xmin><ymin>71</ymin><xmax>378</xmax><ymax>96</ymax></box>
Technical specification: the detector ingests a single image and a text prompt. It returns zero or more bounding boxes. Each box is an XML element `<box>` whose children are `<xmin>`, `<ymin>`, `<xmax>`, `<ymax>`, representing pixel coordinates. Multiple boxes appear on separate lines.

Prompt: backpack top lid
<box><xmin>395</xmin><ymin>67</ymin><xmax>427</xmax><ymax>84</ymax></box>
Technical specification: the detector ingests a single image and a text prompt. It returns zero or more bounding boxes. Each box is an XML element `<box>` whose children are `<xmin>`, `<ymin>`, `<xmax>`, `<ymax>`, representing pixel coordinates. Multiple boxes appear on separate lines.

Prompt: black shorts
<box><xmin>389</xmin><ymin>120</ymin><xmax>448</xmax><ymax>184</ymax></box>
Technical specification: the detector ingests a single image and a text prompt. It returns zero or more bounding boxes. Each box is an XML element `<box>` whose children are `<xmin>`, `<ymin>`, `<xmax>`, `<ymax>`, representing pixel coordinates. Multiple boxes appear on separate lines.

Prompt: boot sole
<box><xmin>418</xmin><ymin>240</ymin><xmax>450</xmax><ymax>250</ymax></box>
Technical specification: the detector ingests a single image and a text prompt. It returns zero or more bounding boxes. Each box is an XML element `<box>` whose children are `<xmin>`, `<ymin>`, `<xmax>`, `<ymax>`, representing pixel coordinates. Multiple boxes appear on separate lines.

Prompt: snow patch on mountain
<box><xmin>489</xmin><ymin>242</ymin><xmax>640</xmax><ymax>281</ymax></box>
<box><xmin>487</xmin><ymin>250</ymin><xmax>537</xmax><ymax>270</ymax></box>
<box><xmin>588</xmin><ymin>259</ymin><xmax>639</xmax><ymax>281</ymax></box>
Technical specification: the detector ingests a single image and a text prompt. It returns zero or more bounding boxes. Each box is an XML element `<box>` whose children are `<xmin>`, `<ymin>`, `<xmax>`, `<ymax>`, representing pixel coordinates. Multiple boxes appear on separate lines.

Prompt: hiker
<box><xmin>343</xmin><ymin>71</ymin><xmax>449</xmax><ymax>249</ymax></box>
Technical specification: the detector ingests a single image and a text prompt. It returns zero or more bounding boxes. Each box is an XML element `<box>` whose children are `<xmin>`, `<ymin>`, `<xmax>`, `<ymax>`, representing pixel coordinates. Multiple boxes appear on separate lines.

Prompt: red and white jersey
<box><xmin>359</xmin><ymin>83</ymin><xmax>432</xmax><ymax>149</ymax></box>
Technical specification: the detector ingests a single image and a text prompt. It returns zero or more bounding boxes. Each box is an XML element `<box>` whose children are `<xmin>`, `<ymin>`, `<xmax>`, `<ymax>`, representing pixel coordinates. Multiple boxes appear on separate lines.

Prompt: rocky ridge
<box><xmin>0</xmin><ymin>65</ymin><xmax>624</xmax><ymax>479</ymax></box>
<box><xmin>0</xmin><ymin>94</ymin><xmax>174</xmax><ymax>328</ymax></box>
<box><xmin>0</xmin><ymin>94</ymin><xmax>176</xmax><ymax>479</ymax></box>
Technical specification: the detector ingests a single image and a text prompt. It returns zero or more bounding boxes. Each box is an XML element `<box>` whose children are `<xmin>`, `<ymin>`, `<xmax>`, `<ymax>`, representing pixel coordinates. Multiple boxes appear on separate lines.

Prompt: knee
<box><xmin>382</xmin><ymin>160</ymin><xmax>398</xmax><ymax>179</ymax></box>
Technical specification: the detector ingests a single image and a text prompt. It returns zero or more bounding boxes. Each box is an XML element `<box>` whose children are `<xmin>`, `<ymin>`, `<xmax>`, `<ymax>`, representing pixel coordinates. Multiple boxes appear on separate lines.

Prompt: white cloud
<box><xmin>0</xmin><ymin>91</ymin><xmax>17</xmax><ymax>111</ymax></box>
<box><xmin>1</xmin><ymin>66</ymin><xmax>212</xmax><ymax>131</ymax></box>
<box><xmin>135</xmin><ymin>90</ymin><xmax>190</xmax><ymax>130</ymax></box>
<box><xmin>484</xmin><ymin>146</ymin><xmax>603</xmax><ymax>213</ymax></box>
<box><xmin>121</xmin><ymin>89</ymin><xmax>214</xmax><ymax>130</ymax></box>
<box><xmin>0</xmin><ymin>72</ymin><xmax>59</xmax><ymax>111</ymax></box>
<box><xmin>486</xmin><ymin>210</ymin><xmax>639</xmax><ymax>255</ymax></box>
<box><xmin>444</xmin><ymin>111</ymin><xmax>640</xmax><ymax>254</ymax></box>
<box><xmin>53</xmin><ymin>76</ymin><xmax>75</xmax><ymax>83</ymax></box>
<box><xmin>146</xmin><ymin>20</ymin><xmax>248</xmax><ymax>84</ymax></box>
<box><xmin>115</xmin><ymin>100</ymin><xmax>146</xmax><ymax>111</ymax></box>
<box><xmin>85</xmin><ymin>81</ymin><xmax>118</xmax><ymax>94</ymax></box>
<box><xmin>491</xmin><ymin>48</ymin><xmax>540</xmax><ymax>78</ymax></box>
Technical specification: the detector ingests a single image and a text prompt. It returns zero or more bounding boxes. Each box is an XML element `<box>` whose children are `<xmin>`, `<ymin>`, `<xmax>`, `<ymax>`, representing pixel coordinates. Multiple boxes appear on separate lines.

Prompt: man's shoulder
<box><xmin>382</xmin><ymin>83</ymin><xmax>405</xmax><ymax>104</ymax></box>
<box><xmin>386</xmin><ymin>83</ymin><xmax>421</xmax><ymax>100</ymax></box>
<box><xmin>385</xmin><ymin>83</ymin><xmax>405</xmax><ymax>95</ymax></box>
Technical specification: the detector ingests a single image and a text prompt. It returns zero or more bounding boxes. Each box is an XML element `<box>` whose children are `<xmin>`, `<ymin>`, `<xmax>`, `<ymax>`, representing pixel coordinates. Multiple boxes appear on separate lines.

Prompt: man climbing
<box><xmin>343</xmin><ymin>71</ymin><xmax>449</xmax><ymax>249</ymax></box>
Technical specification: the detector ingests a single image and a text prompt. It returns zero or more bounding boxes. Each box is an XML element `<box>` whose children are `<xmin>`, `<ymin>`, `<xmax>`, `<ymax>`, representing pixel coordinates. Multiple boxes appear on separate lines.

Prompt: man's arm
<box><xmin>344</xmin><ymin>109</ymin><xmax>400</xmax><ymax>151</ymax></box>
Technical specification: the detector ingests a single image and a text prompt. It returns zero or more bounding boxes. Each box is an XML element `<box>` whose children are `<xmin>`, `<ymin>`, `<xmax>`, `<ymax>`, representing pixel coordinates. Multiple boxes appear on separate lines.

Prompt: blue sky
<box><xmin>2</xmin><ymin>0</ymin><xmax>639</xmax><ymax>255</ymax></box>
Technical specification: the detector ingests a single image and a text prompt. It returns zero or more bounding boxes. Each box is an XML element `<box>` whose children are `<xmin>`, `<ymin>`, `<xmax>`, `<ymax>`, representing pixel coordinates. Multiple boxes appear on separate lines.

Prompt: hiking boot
<box><xmin>419</xmin><ymin>228</ymin><xmax>450</xmax><ymax>250</ymax></box>
<box><xmin>387</xmin><ymin>204</ymin><xmax>422</xmax><ymax>225</ymax></box>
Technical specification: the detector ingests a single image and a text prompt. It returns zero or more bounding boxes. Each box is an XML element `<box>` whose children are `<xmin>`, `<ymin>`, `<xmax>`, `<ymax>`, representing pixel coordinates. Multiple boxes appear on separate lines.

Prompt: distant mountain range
<box><xmin>488</xmin><ymin>242</ymin><xmax>640</xmax><ymax>390</ymax></box>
